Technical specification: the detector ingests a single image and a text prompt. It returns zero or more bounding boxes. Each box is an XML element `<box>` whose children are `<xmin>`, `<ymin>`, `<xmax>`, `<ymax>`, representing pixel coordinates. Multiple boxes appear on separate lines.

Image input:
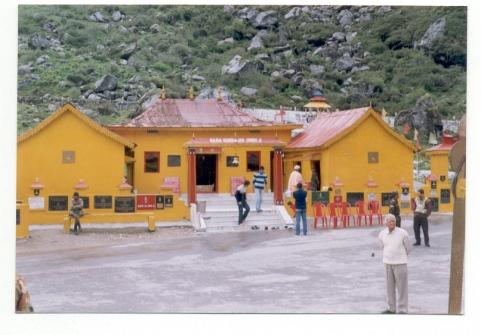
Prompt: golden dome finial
<box><xmin>216</xmin><ymin>86</ymin><xmax>222</xmax><ymax>101</ymax></box>
<box><xmin>160</xmin><ymin>86</ymin><xmax>166</xmax><ymax>100</ymax></box>
<box><xmin>188</xmin><ymin>86</ymin><xmax>194</xmax><ymax>100</ymax></box>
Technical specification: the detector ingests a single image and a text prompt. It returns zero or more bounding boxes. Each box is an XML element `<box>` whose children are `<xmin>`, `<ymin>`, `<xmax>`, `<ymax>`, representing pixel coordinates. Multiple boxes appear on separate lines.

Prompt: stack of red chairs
<box><xmin>368</xmin><ymin>200</ymin><xmax>383</xmax><ymax>225</ymax></box>
<box><xmin>354</xmin><ymin>200</ymin><xmax>368</xmax><ymax>226</ymax></box>
<box><xmin>328</xmin><ymin>202</ymin><xmax>339</xmax><ymax>229</ymax></box>
<box><xmin>313</xmin><ymin>203</ymin><xmax>328</xmax><ymax>229</ymax></box>
<box><xmin>339</xmin><ymin>202</ymin><xmax>353</xmax><ymax>228</ymax></box>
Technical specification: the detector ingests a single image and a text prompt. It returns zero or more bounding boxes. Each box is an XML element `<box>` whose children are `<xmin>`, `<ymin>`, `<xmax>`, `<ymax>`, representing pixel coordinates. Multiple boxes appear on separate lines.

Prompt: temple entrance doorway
<box><xmin>196</xmin><ymin>154</ymin><xmax>217</xmax><ymax>193</ymax></box>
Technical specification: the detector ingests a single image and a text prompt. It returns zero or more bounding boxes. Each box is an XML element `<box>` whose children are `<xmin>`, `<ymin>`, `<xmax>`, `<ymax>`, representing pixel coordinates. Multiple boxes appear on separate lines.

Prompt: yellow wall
<box><xmin>16</xmin><ymin>203</ymin><xmax>29</xmax><ymax>238</ymax></box>
<box><xmin>113</xmin><ymin>128</ymin><xmax>292</xmax><ymax>194</ymax></box>
<box><xmin>17</xmin><ymin>111</ymin><xmax>127</xmax><ymax>224</ymax></box>
<box><xmin>425</xmin><ymin>151</ymin><xmax>454</xmax><ymax>212</ymax></box>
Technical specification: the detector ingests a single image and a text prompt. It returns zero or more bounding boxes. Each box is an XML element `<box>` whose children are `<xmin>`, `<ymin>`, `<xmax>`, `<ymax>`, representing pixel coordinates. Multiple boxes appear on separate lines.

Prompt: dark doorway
<box><xmin>196</xmin><ymin>154</ymin><xmax>217</xmax><ymax>192</ymax></box>
<box><xmin>312</xmin><ymin>160</ymin><xmax>320</xmax><ymax>191</ymax></box>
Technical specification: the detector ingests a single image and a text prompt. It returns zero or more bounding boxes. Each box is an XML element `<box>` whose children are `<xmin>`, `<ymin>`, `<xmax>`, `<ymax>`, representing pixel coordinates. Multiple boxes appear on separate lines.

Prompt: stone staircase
<box><xmin>195</xmin><ymin>192</ymin><xmax>294</xmax><ymax>232</ymax></box>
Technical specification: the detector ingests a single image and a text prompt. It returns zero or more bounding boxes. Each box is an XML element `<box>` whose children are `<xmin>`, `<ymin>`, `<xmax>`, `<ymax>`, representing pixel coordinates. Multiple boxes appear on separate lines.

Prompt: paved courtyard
<box><xmin>16</xmin><ymin>214</ymin><xmax>453</xmax><ymax>314</ymax></box>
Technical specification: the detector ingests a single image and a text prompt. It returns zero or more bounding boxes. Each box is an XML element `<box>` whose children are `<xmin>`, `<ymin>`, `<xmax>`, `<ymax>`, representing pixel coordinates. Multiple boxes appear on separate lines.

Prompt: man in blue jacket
<box><xmin>293</xmin><ymin>182</ymin><xmax>308</xmax><ymax>235</ymax></box>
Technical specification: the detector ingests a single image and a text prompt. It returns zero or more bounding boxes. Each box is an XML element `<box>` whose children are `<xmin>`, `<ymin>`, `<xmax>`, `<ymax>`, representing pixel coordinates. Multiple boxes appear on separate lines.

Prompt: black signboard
<box><xmin>347</xmin><ymin>192</ymin><xmax>364</xmax><ymax>207</ymax></box>
<box><xmin>440</xmin><ymin>189</ymin><xmax>451</xmax><ymax>204</ymax></box>
<box><xmin>381</xmin><ymin>193</ymin><xmax>392</xmax><ymax>207</ymax></box>
<box><xmin>319</xmin><ymin>191</ymin><xmax>330</xmax><ymax>205</ymax></box>
<box><xmin>115</xmin><ymin>196</ymin><xmax>135</xmax><ymax>213</ymax></box>
<box><xmin>16</xmin><ymin>209</ymin><xmax>20</xmax><ymax>225</ymax></box>
<box><xmin>164</xmin><ymin>195</ymin><xmax>173</xmax><ymax>208</ymax></box>
<box><xmin>80</xmin><ymin>196</ymin><xmax>90</xmax><ymax>209</ymax></box>
<box><xmin>431</xmin><ymin>181</ymin><xmax>437</xmax><ymax>190</ymax></box>
<box><xmin>311</xmin><ymin>191</ymin><xmax>321</xmax><ymax>205</ymax></box>
<box><xmin>94</xmin><ymin>196</ymin><xmax>113</xmax><ymax>209</ymax></box>
<box><xmin>156</xmin><ymin>195</ymin><xmax>165</xmax><ymax>209</ymax></box>
<box><xmin>48</xmin><ymin>196</ymin><xmax>68</xmax><ymax>211</ymax></box>
<box><xmin>402</xmin><ymin>187</ymin><xmax>409</xmax><ymax>195</ymax></box>
<box><xmin>430</xmin><ymin>197</ymin><xmax>439</xmax><ymax>212</ymax></box>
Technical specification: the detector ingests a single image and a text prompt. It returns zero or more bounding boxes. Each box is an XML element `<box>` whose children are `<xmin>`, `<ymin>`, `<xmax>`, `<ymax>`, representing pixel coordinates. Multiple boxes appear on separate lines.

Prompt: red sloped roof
<box><xmin>425</xmin><ymin>134</ymin><xmax>459</xmax><ymax>152</ymax></box>
<box><xmin>287</xmin><ymin>107</ymin><xmax>369</xmax><ymax>149</ymax></box>
<box><xmin>112</xmin><ymin>98</ymin><xmax>281</xmax><ymax>128</ymax></box>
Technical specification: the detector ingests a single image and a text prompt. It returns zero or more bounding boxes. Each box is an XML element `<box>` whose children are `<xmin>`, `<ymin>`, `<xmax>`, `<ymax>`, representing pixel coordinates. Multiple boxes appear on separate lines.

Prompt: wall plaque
<box><xmin>440</xmin><ymin>175</ymin><xmax>446</xmax><ymax>182</ymax></box>
<box><xmin>319</xmin><ymin>191</ymin><xmax>330</xmax><ymax>205</ymax></box>
<box><xmin>94</xmin><ymin>195</ymin><xmax>113</xmax><ymax>209</ymax></box>
<box><xmin>430</xmin><ymin>181</ymin><xmax>437</xmax><ymax>189</ymax></box>
<box><xmin>368</xmin><ymin>152</ymin><xmax>379</xmax><ymax>164</ymax></box>
<box><xmin>167</xmin><ymin>155</ymin><xmax>181</xmax><ymax>167</ymax></box>
<box><xmin>347</xmin><ymin>192</ymin><xmax>364</xmax><ymax>207</ymax></box>
<box><xmin>440</xmin><ymin>189</ymin><xmax>451</xmax><ymax>204</ymax></box>
<box><xmin>115</xmin><ymin>196</ymin><xmax>135</xmax><ymax>213</ymax></box>
<box><xmin>16</xmin><ymin>209</ymin><xmax>20</xmax><ymax>225</ymax></box>
<box><xmin>48</xmin><ymin>196</ymin><xmax>68</xmax><ymax>211</ymax></box>
<box><xmin>28</xmin><ymin>196</ymin><xmax>45</xmax><ymax>210</ymax></box>
<box><xmin>430</xmin><ymin>197</ymin><xmax>439</xmax><ymax>212</ymax></box>
<box><xmin>80</xmin><ymin>196</ymin><xmax>90</xmax><ymax>209</ymax></box>
<box><xmin>156</xmin><ymin>195</ymin><xmax>165</xmax><ymax>209</ymax></box>
<box><xmin>137</xmin><ymin>195</ymin><xmax>155</xmax><ymax>210</ymax></box>
<box><xmin>402</xmin><ymin>187</ymin><xmax>409</xmax><ymax>195</ymax></box>
<box><xmin>62</xmin><ymin>150</ymin><xmax>75</xmax><ymax>164</ymax></box>
<box><xmin>164</xmin><ymin>195</ymin><xmax>174</xmax><ymax>208</ymax></box>
<box><xmin>381</xmin><ymin>193</ymin><xmax>392</xmax><ymax>207</ymax></box>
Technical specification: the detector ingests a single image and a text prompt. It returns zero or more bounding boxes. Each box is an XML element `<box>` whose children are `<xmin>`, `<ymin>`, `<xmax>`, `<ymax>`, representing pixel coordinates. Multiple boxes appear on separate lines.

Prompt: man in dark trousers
<box><xmin>235</xmin><ymin>180</ymin><xmax>250</xmax><ymax>224</ymax></box>
<box><xmin>411</xmin><ymin>189</ymin><xmax>432</xmax><ymax>247</ymax></box>
<box><xmin>293</xmin><ymin>182</ymin><xmax>308</xmax><ymax>236</ymax></box>
<box><xmin>389</xmin><ymin>192</ymin><xmax>401</xmax><ymax>227</ymax></box>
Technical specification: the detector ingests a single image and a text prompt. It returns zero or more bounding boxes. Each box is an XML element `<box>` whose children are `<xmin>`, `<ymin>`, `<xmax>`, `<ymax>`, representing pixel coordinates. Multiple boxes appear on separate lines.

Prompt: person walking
<box><xmin>293</xmin><ymin>182</ymin><xmax>308</xmax><ymax>236</ymax></box>
<box><xmin>252</xmin><ymin>166</ymin><xmax>268</xmax><ymax>212</ymax></box>
<box><xmin>378</xmin><ymin>214</ymin><xmax>412</xmax><ymax>314</ymax></box>
<box><xmin>235</xmin><ymin>180</ymin><xmax>250</xmax><ymax>224</ymax></box>
<box><xmin>69</xmin><ymin>192</ymin><xmax>84</xmax><ymax>235</ymax></box>
<box><xmin>411</xmin><ymin>189</ymin><xmax>432</xmax><ymax>247</ymax></box>
<box><xmin>389</xmin><ymin>192</ymin><xmax>401</xmax><ymax>227</ymax></box>
<box><xmin>310</xmin><ymin>168</ymin><xmax>320</xmax><ymax>191</ymax></box>
<box><xmin>288</xmin><ymin>165</ymin><xmax>303</xmax><ymax>192</ymax></box>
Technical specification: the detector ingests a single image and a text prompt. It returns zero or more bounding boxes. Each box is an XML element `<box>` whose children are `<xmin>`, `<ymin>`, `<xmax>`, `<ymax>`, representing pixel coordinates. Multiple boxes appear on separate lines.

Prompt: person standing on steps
<box><xmin>293</xmin><ymin>182</ymin><xmax>308</xmax><ymax>236</ymax></box>
<box><xmin>235</xmin><ymin>180</ymin><xmax>250</xmax><ymax>224</ymax></box>
<box><xmin>389</xmin><ymin>192</ymin><xmax>401</xmax><ymax>228</ymax></box>
<box><xmin>288</xmin><ymin>165</ymin><xmax>303</xmax><ymax>192</ymax></box>
<box><xmin>252</xmin><ymin>166</ymin><xmax>268</xmax><ymax>213</ymax></box>
<box><xmin>411</xmin><ymin>189</ymin><xmax>432</xmax><ymax>247</ymax></box>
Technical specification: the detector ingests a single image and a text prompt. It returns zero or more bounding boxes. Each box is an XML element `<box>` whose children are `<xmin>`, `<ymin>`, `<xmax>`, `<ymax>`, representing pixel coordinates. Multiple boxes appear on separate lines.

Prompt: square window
<box><xmin>246</xmin><ymin>151</ymin><xmax>260</xmax><ymax>172</ymax></box>
<box><xmin>167</xmin><ymin>155</ymin><xmax>181</xmax><ymax>167</ymax></box>
<box><xmin>368</xmin><ymin>152</ymin><xmax>379</xmax><ymax>164</ymax></box>
<box><xmin>62</xmin><ymin>150</ymin><xmax>75</xmax><ymax>164</ymax></box>
<box><xmin>144</xmin><ymin>152</ymin><xmax>160</xmax><ymax>173</ymax></box>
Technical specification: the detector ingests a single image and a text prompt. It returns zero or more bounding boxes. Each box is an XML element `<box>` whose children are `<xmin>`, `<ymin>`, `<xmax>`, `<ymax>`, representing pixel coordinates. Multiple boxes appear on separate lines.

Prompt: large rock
<box><xmin>89</xmin><ymin>11</ymin><xmax>107</xmax><ymax>22</ymax></box>
<box><xmin>192</xmin><ymin>75</ymin><xmax>206</xmax><ymax>81</ymax></box>
<box><xmin>309</xmin><ymin>64</ymin><xmax>325</xmax><ymax>75</ymax></box>
<box><xmin>42</xmin><ymin>21</ymin><xmax>56</xmax><ymax>33</ymax></box>
<box><xmin>237</xmin><ymin>7</ymin><xmax>259</xmax><ymax>21</ymax></box>
<box><xmin>150</xmin><ymin>24</ymin><xmax>161</xmax><ymax>33</ymax></box>
<box><xmin>253</xmin><ymin>11</ymin><xmax>278</xmax><ymax>28</ymax></box>
<box><xmin>222</xmin><ymin>55</ymin><xmax>247</xmax><ymax>75</ymax></box>
<box><xmin>300</xmin><ymin>78</ymin><xmax>322</xmax><ymax>94</ymax></box>
<box><xmin>331</xmin><ymin>32</ymin><xmax>346</xmax><ymax>42</ymax></box>
<box><xmin>240</xmin><ymin>87</ymin><xmax>258</xmax><ymax>96</ymax></box>
<box><xmin>28</xmin><ymin>34</ymin><xmax>50</xmax><ymax>49</ymax></box>
<box><xmin>247</xmin><ymin>30</ymin><xmax>267</xmax><ymax>51</ymax></box>
<box><xmin>217</xmin><ymin>37</ymin><xmax>234</xmax><ymax>46</ymax></box>
<box><xmin>18</xmin><ymin>63</ymin><xmax>34</xmax><ymax>75</ymax></box>
<box><xmin>120</xmin><ymin>42</ymin><xmax>137</xmax><ymax>59</ymax></box>
<box><xmin>335</xmin><ymin>54</ymin><xmax>358</xmax><ymax>72</ymax></box>
<box><xmin>95</xmin><ymin>75</ymin><xmax>118</xmax><ymax>92</ymax></box>
<box><xmin>417</xmin><ymin>17</ymin><xmax>446</xmax><ymax>48</ymax></box>
<box><xmin>196</xmin><ymin>87</ymin><xmax>233</xmax><ymax>101</ymax></box>
<box><xmin>285</xmin><ymin>7</ymin><xmax>301</xmax><ymax>20</ymax></box>
<box><xmin>337</xmin><ymin>9</ymin><xmax>353</xmax><ymax>27</ymax></box>
<box><xmin>112</xmin><ymin>11</ymin><xmax>123</xmax><ymax>22</ymax></box>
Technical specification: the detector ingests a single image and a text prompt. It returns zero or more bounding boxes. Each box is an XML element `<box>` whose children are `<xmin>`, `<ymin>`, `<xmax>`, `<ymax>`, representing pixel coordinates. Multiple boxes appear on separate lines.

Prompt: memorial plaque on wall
<box><xmin>80</xmin><ymin>196</ymin><xmax>90</xmax><ymax>209</ymax></box>
<box><xmin>156</xmin><ymin>195</ymin><xmax>165</xmax><ymax>209</ymax></box>
<box><xmin>430</xmin><ymin>197</ymin><xmax>439</xmax><ymax>212</ymax></box>
<box><xmin>164</xmin><ymin>195</ymin><xmax>173</xmax><ymax>208</ymax></box>
<box><xmin>137</xmin><ymin>195</ymin><xmax>155</xmax><ymax>210</ymax></box>
<box><xmin>94</xmin><ymin>195</ymin><xmax>113</xmax><ymax>209</ymax></box>
<box><xmin>16</xmin><ymin>209</ymin><xmax>20</xmax><ymax>225</ymax></box>
<box><xmin>431</xmin><ymin>181</ymin><xmax>437</xmax><ymax>189</ymax></box>
<box><xmin>115</xmin><ymin>196</ymin><xmax>135</xmax><ymax>213</ymax></box>
<box><xmin>49</xmin><ymin>196</ymin><xmax>68</xmax><ymax>211</ymax></box>
<box><xmin>440</xmin><ymin>189</ymin><xmax>451</xmax><ymax>204</ymax></box>
<box><xmin>402</xmin><ymin>187</ymin><xmax>409</xmax><ymax>195</ymax></box>
<box><xmin>381</xmin><ymin>193</ymin><xmax>392</xmax><ymax>207</ymax></box>
<box><xmin>347</xmin><ymin>192</ymin><xmax>364</xmax><ymax>207</ymax></box>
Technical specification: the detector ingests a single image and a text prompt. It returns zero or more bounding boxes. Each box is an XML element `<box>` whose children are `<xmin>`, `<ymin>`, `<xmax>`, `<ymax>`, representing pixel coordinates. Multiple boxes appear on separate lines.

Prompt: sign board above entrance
<box><xmin>186</xmin><ymin>138</ymin><xmax>285</xmax><ymax>146</ymax></box>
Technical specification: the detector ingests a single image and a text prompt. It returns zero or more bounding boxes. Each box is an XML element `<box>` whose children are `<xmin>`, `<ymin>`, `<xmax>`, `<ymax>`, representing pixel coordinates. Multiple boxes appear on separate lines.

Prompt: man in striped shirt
<box><xmin>252</xmin><ymin>166</ymin><xmax>268</xmax><ymax>212</ymax></box>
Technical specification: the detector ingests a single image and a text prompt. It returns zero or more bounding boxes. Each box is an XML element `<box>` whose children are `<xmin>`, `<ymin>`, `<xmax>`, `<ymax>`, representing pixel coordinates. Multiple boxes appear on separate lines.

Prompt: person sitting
<box><xmin>69</xmin><ymin>192</ymin><xmax>84</xmax><ymax>235</ymax></box>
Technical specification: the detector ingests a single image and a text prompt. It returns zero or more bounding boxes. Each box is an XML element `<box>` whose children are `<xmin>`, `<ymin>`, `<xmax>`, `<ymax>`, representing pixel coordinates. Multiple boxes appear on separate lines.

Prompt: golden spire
<box><xmin>216</xmin><ymin>86</ymin><xmax>222</xmax><ymax>101</ymax></box>
<box><xmin>160</xmin><ymin>86</ymin><xmax>166</xmax><ymax>100</ymax></box>
<box><xmin>188</xmin><ymin>86</ymin><xmax>194</xmax><ymax>100</ymax></box>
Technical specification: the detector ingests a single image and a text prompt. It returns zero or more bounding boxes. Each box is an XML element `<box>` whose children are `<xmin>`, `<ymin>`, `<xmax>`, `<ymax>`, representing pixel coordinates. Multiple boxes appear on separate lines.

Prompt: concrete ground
<box><xmin>16</xmin><ymin>214</ymin><xmax>453</xmax><ymax>314</ymax></box>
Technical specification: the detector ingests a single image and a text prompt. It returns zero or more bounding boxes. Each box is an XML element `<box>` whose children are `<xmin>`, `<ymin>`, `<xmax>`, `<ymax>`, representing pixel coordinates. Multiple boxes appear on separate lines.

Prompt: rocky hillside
<box><xmin>17</xmin><ymin>5</ymin><xmax>466</xmax><ymax>136</ymax></box>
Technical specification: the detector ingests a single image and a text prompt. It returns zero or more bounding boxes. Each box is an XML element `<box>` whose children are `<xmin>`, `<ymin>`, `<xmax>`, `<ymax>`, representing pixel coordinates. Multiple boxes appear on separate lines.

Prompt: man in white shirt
<box><xmin>378</xmin><ymin>214</ymin><xmax>412</xmax><ymax>314</ymax></box>
<box><xmin>288</xmin><ymin>165</ymin><xmax>303</xmax><ymax>192</ymax></box>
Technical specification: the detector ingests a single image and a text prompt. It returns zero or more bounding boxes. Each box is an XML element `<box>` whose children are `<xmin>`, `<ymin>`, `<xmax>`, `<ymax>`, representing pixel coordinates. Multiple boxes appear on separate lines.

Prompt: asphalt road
<box><xmin>16</xmin><ymin>214</ymin><xmax>453</xmax><ymax>314</ymax></box>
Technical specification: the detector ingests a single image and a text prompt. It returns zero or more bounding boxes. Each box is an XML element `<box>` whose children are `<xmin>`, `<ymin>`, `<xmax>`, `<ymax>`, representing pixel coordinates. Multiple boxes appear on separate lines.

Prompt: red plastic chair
<box><xmin>355</xmin><ymin>200</ymin><xmax>368</xmax><ymax>227</ymax></box>
<box><xmin>313</xmin><ymin>203</ymin><xmax>328</xmax><ymax>229</ymax></box>
<box><xmin>339</xmin><ymin>202</ymin><xmax>353</xmax><ymax>228</ymax></box>
<box><xmin>368</xmin><ymin>200</ymin><xmax>383</xmax><ymax>225</ymax></box>
<box><xmin>328</xmin><ymin>203</ymin><xmax>339</xmax><ymax>229</ymax></box>
<box><xmin>287</xmin><ymin>202</ymin><xmax>296</xmax><ymax>218</ymax></box>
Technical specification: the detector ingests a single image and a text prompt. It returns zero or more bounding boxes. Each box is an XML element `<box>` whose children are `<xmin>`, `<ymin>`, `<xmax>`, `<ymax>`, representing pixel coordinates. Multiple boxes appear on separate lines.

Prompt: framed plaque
<box><xmin>156</xmin><ymin>195</ymin><xmax>165</xmax><ymax>209</ymax></box>
<box><xmin>440</xmin><ymin>175</ymin><xmax>446</xmax><ymax>182</ymax></box>
<box><xmin>367</xmin><ymin>152</ymin><xmax>379</xmax><ymax>164</ymax></box>
<box><xmin>402</xmin><ymin>187</ymin><xmax>409</xmax><ymax>195</ymax></box>
<box><xmin>164</xmin><ymin>195</ymin><xmax>173</xmax><ymax>208</ymax></box>
<box><xmin>137</xmin><ymin>195</ymin><xmax>156</xmax><ymax>210</ymax></box>
<box><xmin>115</xmin><ymin>196</ymin><xmax>135</xmax><ymax>213</ymax></box>
<box><xmin>429</xmin><ymin>197</ymin><xmax>439</xmax><ymax>212</ymax></box>
<box><xmin>319</xmin><ymin>191</ymin><xmax>330</xmax><ymax>205</ymax></box>
<box><xmin>440</xmin><ymin>189</ymin><xmax>451</xmax><ymax>204</ymax></box>
<box><xmin>347</xmin><ymin>192</ymin><xmax>364</xmax><ymax>207</ymax></box>
<box><xmin>16</xmin><ymin>209</ymin><xmax>20</xmax><ymax>225</ymax></box>
<box><xmin>80</xmin><ymin>196</ymin><xmax>90</xmax><ymax>209</ymax></box>
<box><xmin>430</xmin><ymin>181</ymin><xmax>437</xmax><ymax>189</ymax></box>
<box><xmin>48</xmin><ymin>196</ymin><xmax>68</xmax><ymax>211</ymax></box>
<box><xmin>94</xmin><ymin>195</ymin><xmax>113</xmax><ymax>209</ymax></box>
<box><xmin>167</xmin><ymin>155</ymin><xmax>181</xmax><ymax>167</ymax></box>
<box><xmin>28</xmin><ymin>196</ymin><xmax>45</xmax><ymax>210</ymax></box>
<box><xmin>62</xmin><ymin>150</ymin><xmax>75</xmax><ymax>164</ymax></box>
<box><xmin>381</xmin><ymin>193</ymin><xmax>392</xmax><ymax>207</ymax></box>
